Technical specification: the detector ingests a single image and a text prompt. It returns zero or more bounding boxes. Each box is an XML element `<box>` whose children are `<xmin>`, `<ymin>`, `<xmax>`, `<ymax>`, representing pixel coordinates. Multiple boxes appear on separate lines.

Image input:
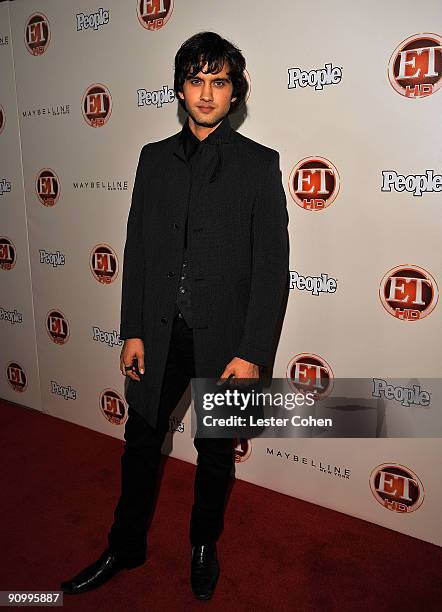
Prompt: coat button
<box><xmin>167</xmin><ymin>271</ymin><xmax>174</xmax><ymax>277</ymax></box>
<box><xmin>160</xmin><ymin>316</ymin><xmax>168</xmax><ymax>325</ymax></box>
<box><xmin>173</xmin><ymin>222</ymin><xmax>180</xmax><ymax>230</ymax></box>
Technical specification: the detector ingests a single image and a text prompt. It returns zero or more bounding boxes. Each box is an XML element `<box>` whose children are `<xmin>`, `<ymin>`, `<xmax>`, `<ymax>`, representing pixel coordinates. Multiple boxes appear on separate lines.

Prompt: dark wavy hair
<box><xmin>174</xmin><ymin>31</ymin><xmax>248</xmax><ymax>113</ymax></box>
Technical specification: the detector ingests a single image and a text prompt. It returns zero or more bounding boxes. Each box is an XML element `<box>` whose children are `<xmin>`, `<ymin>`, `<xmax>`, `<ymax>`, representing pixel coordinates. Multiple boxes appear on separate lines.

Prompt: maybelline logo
<box><xmin>76</xmin><ymin>8</ymin><xmax>110</xmax><ymax>31</ymax></box>
<box><xmin>0</xmin><ymin>307</ymin><xmax>23</xmax><ymax>325</ymax></box>
<box><xmin>288</xmin><ymin>62</ymin><xmax>343</xmax><ymax>90</ymax></box>
<box><xmin>39</xmin><ymin>249</ymin><xmax>65</xmax><ymax>267</ymax></box>
<box><xmin>381</xmin><ymin>170</ymin><xmax>442</xmax><ymax>196</ymax></box>
<box><xmin>51</xmin><ymin>381</ymin><xmax>77</xmax><ymax>400</ymax></box>
<box><xmin>92</xmin><ymin>326</ymin><xmax>122</xmax><ymax>348</ymax></box>
<box><xmin>137</xmin><ymin>85</ymin><xmax>175</xmax><ymax>108</ymax></box>
<box><xmin>22</xmin><ymin>105</ymin><xmax>70</xmax><ymax>118</ymax></box>
<box><xmin>266</xmin><ymin>447</ymin><xmax>350</xmax><ymax>479</ymax></box>
<box><xmin>0</xmin><ymin>35</ymin><xmax>9</xmax><ymax>46</ymax></box>
<box><xmin>0</xmin><ymin>179</ymin><xmax>11</xmax><ymax>195</ymax></box>
<box><xmin>73</xmin><ymin>179</ymin><xmax>128</xmax><ymax>191</ymax></box>
<box><xmin>372</xmin><ymin>379</ymin><xmax>431</xmax><ymax>407</ymax></box>
<box><xmin>289</xmin><ymin>271</ymin><xmax>337</xmax><ymax>295</ymax></box>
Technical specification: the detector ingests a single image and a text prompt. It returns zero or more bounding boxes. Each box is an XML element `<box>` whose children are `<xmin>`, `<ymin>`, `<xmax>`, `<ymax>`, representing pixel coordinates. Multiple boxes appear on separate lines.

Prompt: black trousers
<box><xmin>107</xmin><ymin>308</ymin><xmax>235</xmax><ymax>565</ymax></box>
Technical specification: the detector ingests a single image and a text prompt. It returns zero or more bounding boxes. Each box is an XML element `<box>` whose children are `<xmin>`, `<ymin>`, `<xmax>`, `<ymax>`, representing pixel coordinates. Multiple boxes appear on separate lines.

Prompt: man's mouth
<box><xmin>197</xmin><ymin>105</ymin><xmax>215</xmax><ymax>113</ymax></box>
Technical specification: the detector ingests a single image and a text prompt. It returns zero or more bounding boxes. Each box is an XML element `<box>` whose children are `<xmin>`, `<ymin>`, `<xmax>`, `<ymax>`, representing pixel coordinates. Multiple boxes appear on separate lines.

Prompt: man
<box><xmin>61</xmin><ymin>31</ymin><xmax>289</xmax><ymax>600</ymax></box>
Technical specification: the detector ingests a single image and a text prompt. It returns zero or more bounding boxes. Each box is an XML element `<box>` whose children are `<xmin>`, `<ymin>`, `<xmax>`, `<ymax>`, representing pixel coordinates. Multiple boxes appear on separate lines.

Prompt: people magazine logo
<box><xmin>288</xmin><ymin>157</ymin><xmax>340</xmax><ymax>211</ymax></box>
<box><xmin>0</xmin><ymin>178</ymin><xmax>11</xmax><ymax>196</ymax></box>
<box><xmin>0</xmin><ymin>105</ymin><xmax>5</xmax><ymax>135</ymax></box>
<box><xmin>100</xmin><ymin>389</ymin><xmax>128</xmax><ymax>425</ymax></box>
<box><xmin>6</xmin><ymin>362</ymin><xmax>28</xmax><ymax>393</ymax></box>
<box><xmin>136</xmin><ymin>0</ymin><xmax>174</xmax><ymax>31</ymax></box>
<box><xmin>369</xmin><ymin>463</ymin><xmax>424</xmax><ymax>513</ymax></box>
<box><xmin>25</xmin><ymin>13</ymin><xmax>50</xmax><ymax>56</ymax></box>
<box><xmin>76</xmin><ymin>8</ymin><xmax>110</xmax><ymax>32</ymax></box>
<box><xmin>388</xmin><ymin>33</ymin><xmax>442</xmax><ymax>98</ymax></box>
<box><xmin>286</xmin><ymin>353</ymin><xmax>334</xmax><ymax>400</ymax></box>
<box><xmin>36</xmin><ymin>169</ymin><xmax>60</xmax><ymax>207</ymax></box>
<box><xmin>0</xmin><ymin>237</ymin><xmax>16</xmax><ymax>271</ymax></box>
<box><xmin>381</xmin><ymin>170</ymin><xmax>442</xmax><ymax>197</ymax></box>
<box><xmin>288</xmin><ymin>62</ymin><xmax>343</xmax><ymax>91</ymax></box>
<box><xmin>289</xmin><ymin>270</ymin><xmax>337</xmax><ymax>296</ymax></box>
<box><xmin>46</xmin><ymin>309</ymin><xmax>70</xmax><ymax>345</ymax></box>
<box><xmin>82</xmin><ymin>84</ymin><xmax>112</xmax><ymax>127</ymax></box>
<box><xmin>379</xmin><ymin>265</ymin><xmax>438</xmax><ymax>321</ymax></box>
<box><xmin>90</xmin><ymin>244</ymin><xmax>119</xmax><ymax>284</ymax></box>
<box><xmin>233</xmin><ymin>439</ymin><xmax>252</xmax><ymax>463</ymax></box>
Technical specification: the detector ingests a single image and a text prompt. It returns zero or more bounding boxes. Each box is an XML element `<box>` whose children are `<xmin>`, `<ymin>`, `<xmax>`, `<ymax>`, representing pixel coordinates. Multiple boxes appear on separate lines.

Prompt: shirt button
<box><xmin>183</xmin><ymin>260</ymin><xmax>188</xmax><ymax>267</ymax></box>
<box><xmin>160</xmin><ymin>317</ymin><xmax>168</xmax><ymax>325</ymax></box>
<box><xmin>180</xmin><ymin>275</ymin><xmax>185</xmax><ymax>280</ymax></box>
<box><xmin>180</xmin><ymin>287</ymin><xmax>185</xmax><ymax>293</ymax></box>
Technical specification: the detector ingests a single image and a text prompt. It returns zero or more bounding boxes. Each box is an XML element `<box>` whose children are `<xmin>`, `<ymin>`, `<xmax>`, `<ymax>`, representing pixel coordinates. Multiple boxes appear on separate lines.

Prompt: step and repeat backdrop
<box><xmin>1</xmin><ymin>0</ymin><xmax>441</xmax><ymax>547</ymax></box>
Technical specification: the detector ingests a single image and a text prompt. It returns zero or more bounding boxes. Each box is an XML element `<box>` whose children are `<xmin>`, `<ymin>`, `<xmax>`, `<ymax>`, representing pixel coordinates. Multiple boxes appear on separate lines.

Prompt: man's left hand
<box><xmin>217</xmin><ymin>356</ymin><xmax>260</xmax><ymax>385</ymax></box>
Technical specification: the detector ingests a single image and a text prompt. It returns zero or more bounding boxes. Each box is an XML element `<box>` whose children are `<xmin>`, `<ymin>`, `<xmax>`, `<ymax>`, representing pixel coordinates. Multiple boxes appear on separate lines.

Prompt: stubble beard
<box><xmin>187</xmin><ymin>105</ymin><xmax>229</xmax><ymax>129</ymax></box>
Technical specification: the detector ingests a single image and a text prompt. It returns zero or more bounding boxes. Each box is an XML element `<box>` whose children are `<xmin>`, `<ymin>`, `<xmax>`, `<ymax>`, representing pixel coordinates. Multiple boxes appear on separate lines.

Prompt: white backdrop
<box><xmin>0</xmin><ymin>0</ymin><xmax>441</xmax><ymax>547</ymax></box>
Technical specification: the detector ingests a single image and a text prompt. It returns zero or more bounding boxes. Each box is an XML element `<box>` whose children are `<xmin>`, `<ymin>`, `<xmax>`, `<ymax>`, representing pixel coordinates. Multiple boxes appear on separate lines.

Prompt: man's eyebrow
<box><xmin>185</xmin><ymin>74</ymin><xmax>231</xmax><ymax>81</ymax></box>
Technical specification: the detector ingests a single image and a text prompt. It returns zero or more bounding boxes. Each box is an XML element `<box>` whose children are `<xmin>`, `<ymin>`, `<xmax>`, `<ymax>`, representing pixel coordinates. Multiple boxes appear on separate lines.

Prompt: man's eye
<box><xmin>214</xmin><ymin>81</ymin><xmax>225</xmax><ymax>86</ymax></box>
<box><xmin>191</xmin><ymin>79</ymin><xmax>201</xmax><ymax>84</ymax></box>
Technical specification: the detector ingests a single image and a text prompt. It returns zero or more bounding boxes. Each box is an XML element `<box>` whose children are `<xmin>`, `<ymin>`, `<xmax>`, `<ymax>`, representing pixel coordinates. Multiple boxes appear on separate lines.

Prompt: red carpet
<box><xmin>1</xmin><ymin>399</ymin><xmax>441</xmax><ymax>611</ymax></box>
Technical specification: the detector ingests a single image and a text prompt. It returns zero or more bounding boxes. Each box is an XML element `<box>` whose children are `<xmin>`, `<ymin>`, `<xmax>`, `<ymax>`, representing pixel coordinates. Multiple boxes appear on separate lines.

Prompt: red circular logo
<box><xmin>0</xmin><ymin>237</ymin><xmax>16</xmax><ymax>271</ymax></box>
<box><xmin>136</xmin><ymin>0</ymin><xmax>174</xmax><ymax>31</ymax></box>
<box><xmin>288</xmin><ymin>157</ymin><xmax>340</xmax><ymax>211</ymax></box>
<box><xmin>379</xmin><ymin>264</ymin><xmax>438</xmax><ymax>321</ymax></box>
<box><xmin>6</xmin><ymin>362</ymin><xmax>28</xmax><ymax>393</ymax></box>
<box><xmin>82</xmin><ymin>83</ymin><xmax>112</xmax><ymax>127</ymax></box>
<box><xmin>388</xmin><ymin>33</ymin><xmax>442</xmax><ymax>98</ymax></box>
<box><xmin>286</xmin><ymin>353</ymin><xmax>334</xmax><ymax>400</ymax></box>
<box><xmin>369</xmin><ymin>463</ymin><xmax>424</xmax><ymax>513</ymax></box>
<box><xmin>24</xmin><ymin>13</ymin><xmax>50</xmax><ymax>56</ymax></box>
<box><xmin>90</xmin><ymin>244</ymin><xmax>119</xmax><ymax>284</ymax></box>
<box><xmin>46</xmin><ymin>309</ymin><xmax>70</xmax><ymax>345</ymax></box>
<box><xmin>100</xmin><ymin>389</ymin><xmax>128</xmax><ymax>425</ymax></box>
<box><xmin>36</xmin><ymin>168</ymin><xmax>60</xmax><ymax>207</ymax></box>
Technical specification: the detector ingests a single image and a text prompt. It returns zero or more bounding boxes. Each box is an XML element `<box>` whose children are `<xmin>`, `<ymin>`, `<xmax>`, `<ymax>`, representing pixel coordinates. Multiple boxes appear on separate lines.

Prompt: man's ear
<box><xmin>178</xmin><ymin>91</ymin><xmax>184</xmax><ymax>100</ymax></box>
<box><xmin>231</xmin><ymin>96</ymin><xmax>237</xmax><ymax>103</ymax></box>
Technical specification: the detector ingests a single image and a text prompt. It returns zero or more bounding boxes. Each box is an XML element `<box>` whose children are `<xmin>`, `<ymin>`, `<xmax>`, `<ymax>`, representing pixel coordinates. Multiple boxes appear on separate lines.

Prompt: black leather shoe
<box><xmin>190</xmin><ymin>543</ymin><xmax>220</xmax><ymax>600</ymax></box>
<box><xmin>60</xmin><ymin>548</ymin><xmax>144</xmax><ymax>594</ymax></box>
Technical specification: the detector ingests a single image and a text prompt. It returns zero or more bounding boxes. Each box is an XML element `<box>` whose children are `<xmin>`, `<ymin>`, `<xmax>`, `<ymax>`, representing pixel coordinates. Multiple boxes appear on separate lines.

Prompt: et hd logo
<box><xmin>137</xmin><ymin>0</ymin><xmax>174</xmax><ymax>31</ymax></box>
<box><xmin>25</xmin><ymin>13</ymin><xmax>50</xmax><ymax>55</ymax></box>
<box><xmin>369</xmin><ymin>463</ymin><xmax>424</xmax><ymax>513</ymax></box>
<box><xmin>82</xmin><ymin>84</ymin><xmax>112</xmax><ymax>127</ymax></box>
<box><xmin>379</xmin><ymin>265</ymin><xmax>438</xmax><ymax>321</ymax></box>
<box><xmin>36</xmin><ymin>169</ymin><xmax>60</xmax><ymax>207</ymax></box>
<box><xmin>286</xmin><ymin>353</ymin><xmax>334</xmax><ymax>400</ymax></box>
<box><xmin>388</xmin><ymin>33</ymin><xmax>442</xmax><ymax>98</ymax></box>
<box><xmin>288</xmin><ymin>157</ymin><xmax>340</xmax><ymax>211</ymax></box>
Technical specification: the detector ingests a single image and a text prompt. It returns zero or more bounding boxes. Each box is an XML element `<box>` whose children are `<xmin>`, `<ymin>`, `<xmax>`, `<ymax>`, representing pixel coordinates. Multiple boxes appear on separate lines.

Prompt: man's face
<box><xmin>178</xmin><ymin>61</ymin><xmax>237</xmax><ymax>128</ymax></box>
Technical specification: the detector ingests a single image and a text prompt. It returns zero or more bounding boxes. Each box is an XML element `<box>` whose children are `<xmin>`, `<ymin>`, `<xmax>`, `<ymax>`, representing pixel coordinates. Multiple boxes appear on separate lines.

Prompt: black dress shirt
<box><xmin>175</xmin><ymin>116</ymin><xmax>226</xmax><ymax>327</ymax></box>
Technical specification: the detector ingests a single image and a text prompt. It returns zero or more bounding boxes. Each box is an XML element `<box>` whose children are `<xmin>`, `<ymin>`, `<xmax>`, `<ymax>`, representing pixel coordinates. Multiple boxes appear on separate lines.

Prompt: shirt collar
<box><xmin>174</xmin><ymin>114</ymin><xmax>232</xmax><ymax>164</ymax></box>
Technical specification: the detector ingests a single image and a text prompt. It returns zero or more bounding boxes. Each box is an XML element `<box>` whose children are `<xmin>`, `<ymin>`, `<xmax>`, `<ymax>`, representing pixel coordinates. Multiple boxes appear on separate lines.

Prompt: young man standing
<box><xmin>61</xmin><ymin>31</ymin><xmax>289</xmax><ymax>600</ymax></box>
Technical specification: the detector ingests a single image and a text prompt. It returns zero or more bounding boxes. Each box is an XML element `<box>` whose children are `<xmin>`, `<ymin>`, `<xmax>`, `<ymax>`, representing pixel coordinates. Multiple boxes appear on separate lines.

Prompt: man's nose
<box><xmin>200</xmin><ymin>83</ymin><xmax>213</xmax><ymax>102</ymax></box>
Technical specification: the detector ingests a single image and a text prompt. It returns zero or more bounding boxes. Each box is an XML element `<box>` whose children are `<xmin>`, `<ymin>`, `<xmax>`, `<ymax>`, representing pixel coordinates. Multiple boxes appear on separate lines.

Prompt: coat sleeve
<box><xmin>235</xmin><ymin>150</ymin><xmax>290</xmax><ymax>367</ymax></box>
<box><xmin>119</xmin><ymin>145</ymin><xmax>148</xmax><ymax>340</ymax></box>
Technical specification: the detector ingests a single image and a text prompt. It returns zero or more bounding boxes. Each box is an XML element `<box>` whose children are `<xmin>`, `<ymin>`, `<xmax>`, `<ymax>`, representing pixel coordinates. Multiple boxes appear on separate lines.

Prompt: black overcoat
<box><xmin>120</xmin><ymin>114</ymin><xmax>289</xmax><ymax>427</ymax></box>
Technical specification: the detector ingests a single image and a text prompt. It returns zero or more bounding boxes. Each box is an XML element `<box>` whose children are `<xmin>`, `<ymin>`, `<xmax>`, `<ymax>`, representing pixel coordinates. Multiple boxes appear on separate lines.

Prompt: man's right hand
<box><xmin>120</xmin><ymin>338</ymin><xmax>145</xmax><ymax>381</ymax></box>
